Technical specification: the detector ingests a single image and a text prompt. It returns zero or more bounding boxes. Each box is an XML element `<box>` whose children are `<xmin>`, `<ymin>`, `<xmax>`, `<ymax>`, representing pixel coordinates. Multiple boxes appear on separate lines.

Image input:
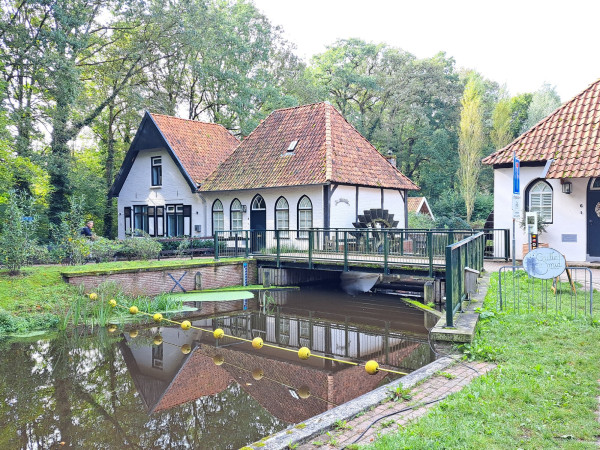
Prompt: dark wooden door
<box><xmin>587</xmin><ymin>186</ymin><xmax>600</xmax><ymax>256</ymax></box>
<box><xmin>251</xmin><ymin>195</ymin><xmax>266</xmax><ymax>253</ymax></box>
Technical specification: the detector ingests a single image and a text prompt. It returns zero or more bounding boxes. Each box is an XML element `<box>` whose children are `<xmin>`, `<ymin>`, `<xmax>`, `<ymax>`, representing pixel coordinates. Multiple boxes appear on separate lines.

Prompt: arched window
<box><xmin>230</xmin><ymin>198</ymin><xmax>243</xmax><ymax>232</ymax></box>
<box><xmin>212</xmin><ymin>200</ymin><xmax>224</xmax><ymax>233</ymax></box>
<box><xmin>297</xmin><ymin>196</ymin><xmax>312</xmax><ymax>238</ymax></box>
<box><xmin>275</xmin><ymin>197</ymin><xmax>289</xmax><ymax>238</ymax></box>
<box><xmin>252</xmin><ymin>195</ymin><xmax>266</xmax><ymax>211</ymax></box>
<box><xmin>526</xmin><ymin>180</ymin><xmax>553</xmax><ymax>223</ymax></box>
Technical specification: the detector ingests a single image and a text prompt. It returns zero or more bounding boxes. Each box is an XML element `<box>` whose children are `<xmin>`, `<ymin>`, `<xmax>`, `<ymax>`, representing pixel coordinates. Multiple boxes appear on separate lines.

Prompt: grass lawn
<box><xmin>0</xmin><ymin>258</ymin><xmax>249</xmax><ymax>334</ymax></box>
<box><xmin>367</xmin><ymin>272</ymin><xmax>600</xmax><ymax>449</ymax></box>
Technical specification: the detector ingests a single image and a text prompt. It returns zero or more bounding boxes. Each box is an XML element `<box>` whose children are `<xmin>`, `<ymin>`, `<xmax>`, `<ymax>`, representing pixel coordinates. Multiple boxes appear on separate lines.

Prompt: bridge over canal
<box><xmin>214</xmin><ymin>228</ymin><xmax>508</xmax><ymax>327</ymax></box>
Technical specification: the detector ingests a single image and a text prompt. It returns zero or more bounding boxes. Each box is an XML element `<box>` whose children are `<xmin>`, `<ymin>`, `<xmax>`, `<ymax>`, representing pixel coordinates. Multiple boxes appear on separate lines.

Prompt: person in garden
<box><xmin>80</xmin><ymin>220</ymin><xmax>95</xmax><ymax>238</ymax></box>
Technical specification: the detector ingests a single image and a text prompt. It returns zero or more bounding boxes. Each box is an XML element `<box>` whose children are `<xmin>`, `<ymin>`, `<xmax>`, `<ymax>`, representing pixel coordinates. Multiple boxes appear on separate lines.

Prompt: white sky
<box><xmin>252</xmin><ymin>0</ymin><xmax>600</xmax><ymax>102</ymax></box>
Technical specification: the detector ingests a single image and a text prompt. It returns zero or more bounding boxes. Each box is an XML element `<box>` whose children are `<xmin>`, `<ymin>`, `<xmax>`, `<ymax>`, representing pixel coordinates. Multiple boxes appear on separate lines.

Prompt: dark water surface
<box><xmin>0</xmin><ymin>287</ymin><xmax>435</xmax><ymax>449</ymax></box>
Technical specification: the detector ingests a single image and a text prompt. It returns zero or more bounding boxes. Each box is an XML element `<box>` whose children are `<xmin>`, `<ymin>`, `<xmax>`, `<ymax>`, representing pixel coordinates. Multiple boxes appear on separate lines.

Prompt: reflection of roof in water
<box><xmin>120</xmin><ymin>335</ymin><xmax>422</xmax><ymax>422</ymax></box>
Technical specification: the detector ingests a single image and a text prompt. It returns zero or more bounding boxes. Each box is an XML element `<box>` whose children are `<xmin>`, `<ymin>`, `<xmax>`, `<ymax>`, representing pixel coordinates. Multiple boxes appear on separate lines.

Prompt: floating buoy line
<box><xmin>107</xmin><ymin>298</ymin><xmax>407</xmax><ymax>376</ymax></box>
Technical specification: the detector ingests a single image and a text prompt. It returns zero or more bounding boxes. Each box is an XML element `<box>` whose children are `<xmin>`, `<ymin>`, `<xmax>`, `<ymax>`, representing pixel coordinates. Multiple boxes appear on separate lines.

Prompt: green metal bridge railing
<box><xmin>444</xmin><ymin>232</ymin><xmax>485</xmax><ymax>327</ymax></box>
<box><xmin>214</xmin><ymin>228</ymin><xmax>501</xmax><ymax>276</ymax></box>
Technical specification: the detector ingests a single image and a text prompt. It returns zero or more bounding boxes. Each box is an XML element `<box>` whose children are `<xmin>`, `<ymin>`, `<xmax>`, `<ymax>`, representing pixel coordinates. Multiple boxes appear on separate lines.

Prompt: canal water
<box><xmin>0</xmin><ymin>287</ymin><xmax>436</xmax><ymax>449</ymax></box>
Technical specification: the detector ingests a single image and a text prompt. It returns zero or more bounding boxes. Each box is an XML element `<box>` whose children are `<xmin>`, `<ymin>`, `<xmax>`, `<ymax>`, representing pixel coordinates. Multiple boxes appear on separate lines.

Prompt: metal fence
<box><xmin>214</xmin><ymin>228</ymin><xmax>506</xmax><ymax>274</ymax></box>
<box><xmin>497</xmin><ymin>266</ymin><xmax>594</xmax><ymax>317</ymax></box>
<box><xmin>444</xmin><ymin>232</ymin><xmax>485</xmax><ymax>327</ymax></box>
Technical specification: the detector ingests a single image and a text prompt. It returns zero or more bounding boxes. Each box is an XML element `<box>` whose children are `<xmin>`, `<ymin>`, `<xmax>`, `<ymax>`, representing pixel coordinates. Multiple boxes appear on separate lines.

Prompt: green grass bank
<box><xmin>367</xmin><ymin>272</ymin><xmax>600</xmax><ymax>449</ymax></box>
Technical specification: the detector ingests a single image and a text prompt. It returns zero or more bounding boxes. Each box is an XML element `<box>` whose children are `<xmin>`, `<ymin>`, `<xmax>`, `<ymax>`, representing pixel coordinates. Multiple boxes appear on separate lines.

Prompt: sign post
<box><xmin>512</xmin><ymin>153</ymin><xmax>520</xmax><ymax>270</ymax></box>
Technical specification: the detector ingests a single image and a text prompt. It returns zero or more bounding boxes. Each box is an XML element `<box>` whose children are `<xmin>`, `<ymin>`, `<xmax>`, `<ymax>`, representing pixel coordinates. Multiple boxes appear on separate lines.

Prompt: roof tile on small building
<box><xmin>482</xmin><ymin>79</ymin><xmax>600</xmax><ymax>179</ymax></box>
<box><xmin>150</xmin><ymin>113</ymin><xmax>239</xmax><ymax>185</ymax></box>
<box><xmin>199</xmin><ymin>102</ymin><xmax>418</xmax><ymax>192</ymax></box>
<box><xmin>407</xmin><ymin>197</ymin><xmax>424</xmax><ymax>213</ymax></box>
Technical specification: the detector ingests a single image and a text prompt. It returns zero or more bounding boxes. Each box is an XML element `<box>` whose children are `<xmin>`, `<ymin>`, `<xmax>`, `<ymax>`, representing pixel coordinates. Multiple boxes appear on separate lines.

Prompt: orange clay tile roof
<box><xmin>482</xmin><ymin>79</ymin><xmax>600</xmax><ymax>178</ymax></box>
<box><xmin>150</xmin><ymin>113</ymin><xmax>239</xmax><ymax>185</ymax></box>
<box><xmin>199</xmin><ymin>102</ymin><xmax>419</xmax><ymax>192</ymax></box>
<box><xmin>407</xmin><ymin>197</ymin><xmax>424</xmax><ymax>213</ymax></box>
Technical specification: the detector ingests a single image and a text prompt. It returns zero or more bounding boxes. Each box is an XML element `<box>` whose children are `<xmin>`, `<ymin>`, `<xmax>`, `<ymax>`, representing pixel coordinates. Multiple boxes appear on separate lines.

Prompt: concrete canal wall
<box><xmin>62</xmin><ymin>260</ymin><xmax>257</xmax><ymax>296</ymax></box>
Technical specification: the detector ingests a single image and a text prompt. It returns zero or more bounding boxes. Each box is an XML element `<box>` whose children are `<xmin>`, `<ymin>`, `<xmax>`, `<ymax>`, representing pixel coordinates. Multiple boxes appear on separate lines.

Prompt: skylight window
<box><xmin>287</xmin><ymin>140</ymin><xmax>298</xmax><ymax>152</ymax></box>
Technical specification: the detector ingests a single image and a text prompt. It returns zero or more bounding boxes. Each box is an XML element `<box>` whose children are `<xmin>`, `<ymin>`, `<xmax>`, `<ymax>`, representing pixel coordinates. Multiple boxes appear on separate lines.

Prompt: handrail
<box><xmin>445</xmin><ymin>232</ymin><xmax>485</xmax><ymax>327</ymax></box>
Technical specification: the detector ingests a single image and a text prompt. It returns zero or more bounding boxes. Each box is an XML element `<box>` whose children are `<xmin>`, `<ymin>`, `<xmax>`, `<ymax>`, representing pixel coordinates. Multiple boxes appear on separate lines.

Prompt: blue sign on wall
<box><xmin>513</xmin><ymin>156</ymin><xmax>520</xmax><ymax>194</ymax></box>
<box><xmin>243</xmin><ymin>262</ymin><xmax>248</xmax><ymax>286</ymax></box>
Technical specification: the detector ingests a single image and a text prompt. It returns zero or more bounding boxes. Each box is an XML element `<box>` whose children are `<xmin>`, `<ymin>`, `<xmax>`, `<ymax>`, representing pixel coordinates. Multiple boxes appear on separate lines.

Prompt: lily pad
<box><xmin>169</xmin><ymin>291</ymin><xmax>255</xmax><ymax>302</ymax></box>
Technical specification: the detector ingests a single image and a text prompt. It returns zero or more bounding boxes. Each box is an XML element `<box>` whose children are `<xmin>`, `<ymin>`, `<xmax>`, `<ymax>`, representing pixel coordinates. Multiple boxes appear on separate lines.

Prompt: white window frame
<box><xmin>297</xmin><ymin>196</ymin><xmax>312</xmax><ymax>239</ymax></box>
<box><xmin>230</xmin><ymin>199</ymin><xmax>243</xmax><ymax>232</ymax></box>
<box><xmin>275</xmin><ymin>197</ymin><xmax>289</xmax><ymax>238</ymax></box>
<box><xmin>212</xmin><ymin>200</ymin><xmax>224</xmax><ymax>233</ymax></box>
<box><xmin>528</xmin><ymin>180</ymin><xmax>553</xmax><ymax>223</ymax></box>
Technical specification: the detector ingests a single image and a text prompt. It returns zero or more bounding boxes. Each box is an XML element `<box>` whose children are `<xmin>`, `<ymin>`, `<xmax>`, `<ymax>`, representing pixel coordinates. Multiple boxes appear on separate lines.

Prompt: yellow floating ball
<box><xmin>108</xmin><ymin>299</ymin><xmax>117</xmax><ymax>308</ymax></box>
<box><xmin>153</xmin><ymin>335</ymin><xmax>163</xmax><ymax>345</ymax></box>
<box><xmin>129</xmin><ymin>306</ymin><xmax>138</xmax><ymax>315</ymax></box>
<box><xmin>107</xmin><ymin>324</ymin><xmax>117</xmax><ymax>333</ymax></box>
<box><xmin>89</xmin><ymin>293</ymin><xmax>98</xmax><ymax>301</ymax></box>
<box><xmin>181</xmin><ymin>344</ymin><xmax>192</xmax><ymax>354</ymax></box>
<box><xmin>213</xmin><ymin>328</ymin><xmax>225</xmax><ymax>339</ymax></box>
<box><xmin>181</xmin><ymin>320</ymin><xmax>191</xmax><ymax>330</ymax></box>
<box><xmin>252</xmin><ymin>337</ymin><xmax>264</xmax><ymax>349</ymax></box>
<box><xmin>153</xmin><ymin>313</ymin><xmax>163</xmax><ymax>322</ymax></box>
<box><xmin>213</xmin><ymin>354</ymin><xmax>224</xmax><ymax>365</ymax></box>
<box><xmin>298</xmin><ymin>347</ymin><xmax>311</xmax><ymax>360</ymax></box>
<box><xmin>129</xmin><ymin>330</ymin><xmax>138</xmax><ymax>338</ymax></box>
<box><xmin>365</xmin><ymin>360</ymin><xmax>379</xmax><ymax>375</ymax></box>
<box><xmin>252</xmin><ymin>368</ymin><xmax>264</xmax><ymax>380</ymax></box>
<box><xmin>297</xmin><ymin>385</ymin><xmax>311</xmax><ymax>399</ymax></box>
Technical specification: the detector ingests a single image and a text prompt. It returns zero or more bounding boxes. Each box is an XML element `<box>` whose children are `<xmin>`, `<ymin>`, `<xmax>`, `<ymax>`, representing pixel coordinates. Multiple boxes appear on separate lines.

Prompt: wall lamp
<box><xmin>561</xmin><ymin>180</ymin><xmax>572</xmax><ymax>194</ymax></box>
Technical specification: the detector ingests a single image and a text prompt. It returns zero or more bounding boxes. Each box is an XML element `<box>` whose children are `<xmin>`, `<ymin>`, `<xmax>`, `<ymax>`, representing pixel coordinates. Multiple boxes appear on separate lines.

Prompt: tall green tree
<box><xmin>491</xmin><ymin>95</ymin><xmax>513</xmax><ymax>150</ymax></box>
<box><xmin>520</xmin><ymin>83</ymin><xmax>561</xmax><ymax>132</ymax></box>
<box><xmin>458</xmin><ymin>73</ymin><xmax>485</xmax><ymax>223</ymax></box>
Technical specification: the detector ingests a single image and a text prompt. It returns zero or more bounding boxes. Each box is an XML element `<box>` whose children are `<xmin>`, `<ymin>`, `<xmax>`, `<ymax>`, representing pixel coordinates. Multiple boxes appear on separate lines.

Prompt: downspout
<box><xmin>197</xmin><ymin>191</ymin><xmax>207</xmax><ymax>236</ymax></box>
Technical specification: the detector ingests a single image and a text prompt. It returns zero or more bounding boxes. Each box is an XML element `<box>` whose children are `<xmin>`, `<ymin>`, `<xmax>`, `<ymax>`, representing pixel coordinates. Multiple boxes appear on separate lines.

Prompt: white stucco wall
<box><xmin>203</xmin><ymin>185</ymin><xmax>324</xmax><ymax>235</ymax></box>
<box><xmin>117</xmin><ymin>148</ymin><xmax>207</xmax><ymax>239</ymax></box>
<box><xmin>329</xmin><ymin>185</ymin><xmax>406</xmax><ymax>228</ymax></box>
<box><xmin>118</xmin><ymin>151</ymin><xmax>409</xmax><ymax>240</ymax></box>
<box><xmin>494</xmin><ymin>167</ymin><xmax>588</xmax><ymax>261</ymax></box>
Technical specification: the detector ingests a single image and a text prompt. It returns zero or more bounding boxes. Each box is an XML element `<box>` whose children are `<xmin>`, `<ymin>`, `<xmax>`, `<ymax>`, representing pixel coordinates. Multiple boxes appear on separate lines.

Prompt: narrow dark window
<box><xmin>151</xmin><ymin>156</ymin><xmax>162</xmax><ymax>186</ymax></box>
<box><xmin>133</xmin><ymin>205</ymin><xmax>149</xmax><ymax>235</ymax></box>
<box><xmin>166</xmin><ymin>204</ymin><xmax>186</xmax><ymax>237</ymax></box>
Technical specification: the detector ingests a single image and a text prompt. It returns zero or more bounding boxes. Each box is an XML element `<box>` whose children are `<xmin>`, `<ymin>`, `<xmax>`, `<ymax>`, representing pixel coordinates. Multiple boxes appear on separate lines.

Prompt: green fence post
<box><xmin>335</xmin><ymin>228</ymin><xmax>339</xmax><ymax>251</ymax></box>
<box><xmin>214</xmin><ymin>231</ymin><xmax>219</xmax><ymax>260</ymax></box>
<box><xmin>366</xmin><ymin>229</ymin><xmax>371</xmax><ymax>253</ymax></box>
<box><xmin>308</xmin><ymin>230</ymin><xmax>313</xmax><ymax>269</ymax></box>
<box><xmin>400</xmin><ymin>230</ymin><xmax>404</xmax><ymax>256</ymax></box>
<box><xmin>504</xmin><ymin>228</ymin><xmax>510</xmax><ymax>261</ymax></box>
<box><xmin>245</xmin><ymin>231</ymin><xmax>249</xmax><ymax>258</ymax></box>
<box><xmin>428</xmin><ymin>231</ymin><xmax>433</xmax><ymax>278</ymax></box>
<box><xmin>445</xmin><ymin>244</ymin><xmax>453</xmax><ymax>327</ymax></box>
<box><xmin>384</xmin><ymin>231</ymin><xmax>389</xmax><ymax>275</ymax></box>
<box><xmin>276</xmin><ymin>230</ymin><xmax>281</xmax><ymax>268</ymax></box>
<box><xmin>343</xmin><ymin>231</ymin><xmax>348</xmax><ymax>271</ymax></box>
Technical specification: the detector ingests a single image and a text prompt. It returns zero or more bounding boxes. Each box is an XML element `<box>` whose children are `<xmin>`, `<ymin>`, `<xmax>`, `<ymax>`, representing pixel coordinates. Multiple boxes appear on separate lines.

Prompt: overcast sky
<box><xmin>252</xmin><ymin>0</ymin><xmax>600</xmax><ymax>102</ymax></box>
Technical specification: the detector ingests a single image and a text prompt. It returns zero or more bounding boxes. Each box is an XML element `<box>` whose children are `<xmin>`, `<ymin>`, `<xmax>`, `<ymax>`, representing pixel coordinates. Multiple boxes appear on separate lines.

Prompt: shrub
<box><xmin>121</xmin><ymin>231</ymin><xmax>162</xmax><ymax>260</ymax></box>
<box><xmin>88</xmin><ymin>237</ymin><xmax>122</xmax><ymax>262</ymax></box>
<box><xmin>0</xmin><ymin>192</ymin><xmax>39</xmax><ymax>274</ymax></box>
<box><xmin>408</xmin><ymin>212</ymin><xmax>435</xmax><ymax>229</ymax></box>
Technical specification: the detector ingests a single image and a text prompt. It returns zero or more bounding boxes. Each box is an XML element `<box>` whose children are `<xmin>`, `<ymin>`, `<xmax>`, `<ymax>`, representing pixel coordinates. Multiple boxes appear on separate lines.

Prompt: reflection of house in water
<box><xmin>120</xmin><ymin>299</ymin><xmax>432</xmax><ymax>423</ymax></box>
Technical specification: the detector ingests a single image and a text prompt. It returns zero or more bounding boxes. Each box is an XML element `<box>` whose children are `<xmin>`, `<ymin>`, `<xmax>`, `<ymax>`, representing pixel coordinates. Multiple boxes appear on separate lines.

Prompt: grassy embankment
<box><xmin>0</xmin><ymin>258</ymin><xmax>247</xmax><ymax>335</ymax></box>
<box><xmin>367</xmin><ymin>272</ymin><xmax>600</xmax><ymax>449</ymax></box>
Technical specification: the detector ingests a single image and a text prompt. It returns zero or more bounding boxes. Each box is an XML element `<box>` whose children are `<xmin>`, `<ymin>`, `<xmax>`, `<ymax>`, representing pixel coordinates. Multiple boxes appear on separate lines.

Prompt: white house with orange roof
<box><xmin>406</xmin><ymin>197</ymin><xmax>434</xmax><ymax>221</ymax></box>
<box><xmin>110</xmin><ymin>102</ymin><xmax>419</xmax><ymax>240</ymax></box>
<box><xmin>483</xmin><ymin>79</ymin><xmax>600</xmax><ymax>262</ymax></box>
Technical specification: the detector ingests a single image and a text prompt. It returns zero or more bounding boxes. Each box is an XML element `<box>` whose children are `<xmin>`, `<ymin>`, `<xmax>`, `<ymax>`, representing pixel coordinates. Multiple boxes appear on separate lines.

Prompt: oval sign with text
<box><xmin>522</xmin><ymin>247</ymin><xmax>566</xmax><ymax>279</ymax></box>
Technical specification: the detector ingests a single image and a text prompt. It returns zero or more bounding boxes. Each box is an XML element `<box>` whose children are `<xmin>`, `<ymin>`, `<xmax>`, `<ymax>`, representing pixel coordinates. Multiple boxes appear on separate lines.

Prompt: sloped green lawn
<box><xmin>367</xmin><ymin>272</ymin><xmax>600</xmax><ymax>449</ymax></box>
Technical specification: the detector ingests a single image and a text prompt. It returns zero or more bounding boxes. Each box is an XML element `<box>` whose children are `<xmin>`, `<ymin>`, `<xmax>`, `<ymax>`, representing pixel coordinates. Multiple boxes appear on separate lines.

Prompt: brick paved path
<box><xmin>297</xmin><ymin>361</ymin><xmax>495</xmax><ymax>449</ymax></box>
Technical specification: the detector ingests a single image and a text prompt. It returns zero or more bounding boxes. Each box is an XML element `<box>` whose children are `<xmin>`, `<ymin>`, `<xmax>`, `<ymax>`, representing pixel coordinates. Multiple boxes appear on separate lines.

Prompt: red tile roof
<box><xmin>199</xmin><ymin>102</ymin><xmax>418</xmax><ymax>191</ymax></box>
<box><xmin>407</xmin><ymin>197</ymin><xmax>424</xmax><ymax>213</ymax></box>
<box><xmin>150</xmin><ymin>113</ymin><xmax>239</xmax><ymax>185</ymax></box>
<box><xmin>482</xmin><ymin>79</ymin><xmax>600</xmax><ymax>178</ymax></box>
